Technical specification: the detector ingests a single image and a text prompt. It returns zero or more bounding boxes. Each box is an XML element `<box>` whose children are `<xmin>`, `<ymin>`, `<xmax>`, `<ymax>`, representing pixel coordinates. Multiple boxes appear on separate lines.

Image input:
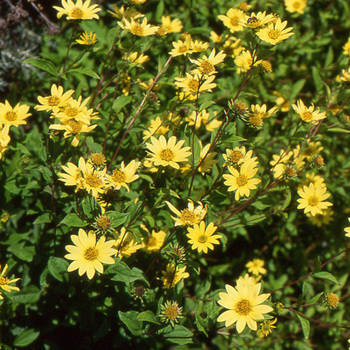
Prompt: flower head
<box><xmin>106</xmin><ymin>160</ymin><xmax>140</xmax><ymax>191</ymax></box>
<box><xmin>54</xmin><ymin>0</ymin><xmax>101</xmax><ymax>20</ymax></box>
<box><xmin>166</xmin><ymin>199</ymin><xmax>207</xmax><ymax>226</ymax></box>
<box><xmin>292</xmin><ymin>99</ymin><xmax>327</xmax><ymax>124</ymax></box>
<box><xmin>161</xmin><ymin>263</ymin><xmax>189</xmax><ymax>289</ymax></box>
<box><xmin>240</xmin><ymin>11</ymin><xmax>275</xmax><ymax>29</ymax></box>
<box><xmin>218</xmin><ymin>8</ymin><xmax>245</xmax><ymax>33</ymax></box>
<box><xmin>114</xmin><ymin>227</ymin><xmax>143</xmax><ymax>258</ymax></box>
<box><xmin>169</xmin><ymin>36</ymin><xmax>193</xmax><ymax>57</ymax></box>
<box><xmin>217</xmin><ymin>281</ymin><xmax>273</xmax><ymax>333</ymax></box>
<box><xmin>285</xmin><ymin>0</ymin><xmax>307</xmax><ymax>14</ymax></box>
<box><xmin>256</xmin><ymin>18</ymin><xmax>294</xmax><ymax>45</ymax></box>
<box><xmin>146</xmin><ymin>135</ymin><xmax>191</xmax><ymax>169</ymax></box>
<box><xmin>297</xmin><ymin>183</ymin><xmax>332</xmax><ymax>216</ymax></box>
<box><xmin>157</xmin><ymin>16</ymin><xmax>183</xmax><ymax>35</ymax></box>
<box><xmin>118</xmin><ymin>17</ymin><xmax>159</xmax><ymax>36</ymax></box>
<box><xmin>187</xmin><ymin>221</ymin><xmax>221</xmax><ymax>253</ymax></box>
<box><xmin>190</xmin><ymin>48</ymin><xmax>226</xmax><ymax>76</ymax></box>
<box><xmin>258</xmin><ymin>318</ymin><xmax>277</xmax><ymax>337</ymax></box>
<box><xmin>76</xmin><ymin>31</ymin><xmax>97</xmax><ymax>45</ymax></box>
<box><xmin>0</xmin><ymin>100</ymin><xmax>31</xmax><ymax>127</ymax></box>
<box><xmin>160</xmin><ymin>301</ymin><xmax>183</xmax><ymax>326</ymax></box>
<box><xmin>142</xmin><ymin>228</ymin><xmax>166</xmax><ymax>253</ymax></box>
<box><xmin>344</xmin><ymin>218</ymin><xmax>350</xmax><ymax>238</ymax></box>
<box><xmin>246</xmin><ymin>259</ymin><xmax>267</xmax><ymax>276</ymax></box>
<box><xmin>65</xmin><ymin>229</ymin><xmax>116</xmax><ymax>279</ymax></box>
<box><xmin>0</xmin><ymin>264</ymin><xmax>20</xmax><ymax>299</ymax></box>
<box><xmin>175</xmin><ymin>73</ymin><xmax>217</xmax><ymax>96</ymax></box>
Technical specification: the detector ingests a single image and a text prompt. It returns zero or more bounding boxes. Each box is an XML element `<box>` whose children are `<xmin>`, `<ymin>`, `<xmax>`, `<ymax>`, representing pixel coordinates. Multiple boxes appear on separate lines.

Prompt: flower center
<box><xmin>308</xmin><ymin>195</ymin><xmax>319</xmax><ymax>206</ymax></box>
<box><xmin>85</xmin><ymin>174</ymin><xmax>102</xmax><ymax>188</ymax></box>
<box><xmin>71</xmin><ymin>7</ymin><xmax>83</xmax><ymax>19</ymax></box>
<box><xmin>198</xmin><ymin>235</ymin><xmax>208</xmax><ymax>243</ymax></box>
<box><xmin>83</xmin><ymin>247</ymin><xmax>99</xmax><ymax>261</ymax></box>
<box><xmin>230</xmin><ymin>16</ymin><xmax>239</xmax><ymax>26</ymax></box>
<box><xmin>236</xmin><ymin>174</ymin><xmax>248</xmax><ymax>187</ymax></box>
<box><xmin>229</xmin><ymin>150</ymin><xmax>244</xmax><ymax>163</ymax></box>
<box><xmin>146</xmin><ymin>236</ymin><xmax>157</xmax><ymax>247</ymax></box>
<box><xmin>249</xmin><ymin>115</ymin><xmax>263</xmax><ymax>127</ymax></box>
<box><xmin>293</xmin><ymin>2</ymin><xmax>301</xmax><ymax>9</ymax></box>
<box><xmin>111</xmin><ymin>169</ymin><xmax>126</xmax><ymax>183</ymax></box>
<box><xmin>188</xmin><ymin>79</ymin><xmax>200</xmax><ymax>92</ymax></box>
<box><xmin>165</xmin><ymin>305</ymin><xmax>179</xmax><ymax>320</ymax></box>
<box><xmin>160</xmin><ymin>148</ymin><xmax>175</xmax><ymax>162</ymax></box>
<box><xmin>0</xmin><ymin>276</ymin><xmax>9</xmax><ymax>285</ymax></box>
<box><xmin>5</xmin><ymin>111</ymin><xmax>17</xmax><ymax>121</ymax></box>
<box><xmin>268</xmin><ymin>29</ymin><xmax>280</xmax><ymax>40</ymax></box>
<box><xmin>178</xmin><ymin>45</ymin><xmax>188</xmax><ymax>53</ymax></box>
<box><xmin>302</xmin><ymin>111</ymin><xmax>313</xmax><ymax>122</ymax></box>
<box><xmin>89</xmin><ymin>153</ymin><xmax>106</xmax><ymax>166</ymax></box>
<box><xmin>180</xmin><ymin>209</ymin><xmax>197</xmax><ymax>225</ymax></box>
<box><xmin>48</xmin><ymin>96</ymin><xmax>60</xmax><ymax>106</ymax></box>
<box><xmin>132</xmin><ymin>23</ymin><xmax>144</xmax><ymax>36</ymax></box>
<box><xmin>234</xmin><ymin>298</ymin><xmax>252</xmax><ymax>316</ymax></box>
<box><xmin>200</xmin><ymin>61</ymin><xmax>215</xmax><ymax>74</ymax></box>
<box><xmin>96</xmin><ymin>216</ymin><xmax>111</xmax><ymax>231</ymax></box>
<box><xmin>65</xmin><ymin>107</ymin><xmax>79</xmax><ymax>118</ymax></box>
<box><xmin>67</xmin><ymin>120</ymin><xmax>82</xmax><ymax>134</ymax></box>
<box><xmin>327</xmin><ymin>293</ymin><xmax>339</xmax><ymax>307</ymax></box>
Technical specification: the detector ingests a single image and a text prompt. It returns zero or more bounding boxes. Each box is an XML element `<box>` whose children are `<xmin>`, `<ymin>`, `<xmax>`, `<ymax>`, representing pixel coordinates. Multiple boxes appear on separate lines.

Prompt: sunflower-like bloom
<box><xmin>256</xmin><ymin>18</ymin><xmax>294</xmax><ymax>45</ymax></box>
<box><xmin>344</xmin><ymin>218</ymin><xmax>350</xmax><ymax>238</ymax></box>
<box><xmin>106</xmin><ymin>160</ymin><xmax>141</xmax><ymax>191</ymax></box>
<box><xmin>146</xmin><ymin>135</ymin><xmax>191</xmax><ymax>169</ymax></box>
<box><xmin>218</xmin><ymin>8</ymin><xmax>245</xmax><ymax>33</ymax></box>
<box><xmin>160</xmin><ymin>263</ymin><xmax>189</xmax><ymax>289</ymax></box>
<box><xmin>248</xmin><ymin>104</ymin><xmax>278</xmax><ymax>129</ymax></box>
<box><xmin>185</xmin><ymin>109</ymin><xmax>222</xmax><ymax>131</ymax></box>
<box><xmin>190</xmin><ymin>40</ymin><xmax>210</xmax><ymax>53</ymax></box>
<box><xmin>58</xmin><ymin>160</ymin><xmax>84</xmax><ymax>190</ymax></box>
<box><xmin>157</xmin><ymin>16</ymin><xmax>183</xmax><ymax>36</ymax></box>
<box><xmin>0</xmin><ymin>100</ymin><xmax>31</xmax><ymax>127</ymax></box>
<box><xmin>141</xmin><ymin>227</ymin><xmax>166</xmax><ymax>253</ymax></box>
<box><xmin>292</xmin><ymin>99</ymin><xmax>327</xmax><ymax>124</ymax></box>
<box><xmin>169</xmin><ymin>36</ymin><xmax>193</xmax><ymax>57</ymax></box>
<box><xmin>114</xmin><ymin>227</ymin><xmax>143</xmax><ymax>258</ymax></box>
<box><xmin>223</xmin><ymin>146</ymin><xmax>257</xmax><ymax>168</ymax></box>
<box><xmin>190</xmin><ymin>48</ymin><xmax>226</xmax><ymax>76</ymax></box>
<box><xmin>284</xmin><ymin>0</ymin><xmax>307</xmax><ymax>14</ymax></box>
<box><xmin>0</xmin><ymin>264</ymin><xmax>20</xmax><ymax>299</ymax></box>
<box><xmin>198</xmin><ymin>143</ymin><xmax>218</xmax><ymax>175</ymax></box>
<box><xmin>175</xmin><ymin>73</ymin><xmax>217</xmax><ymax>96</ymax></box>
<box><xmin>223</xmin><ymin>159</ymin><xmax>261</xmax><ymax>201</ymax></box>
<box><xmin>246</xmin><ymin>259</ymin><xmax>267</xmax><ymax>276</ymax></box>
<box><xmin>35</xmin><ymin>84</ymin><xmax>74</xmax><ymax>113</ymax></box>
<box><xmin>217</xmin><ymin>281</ymin><xmax>273</xmax><ymax>333</ymax></box>
<box><xmin>239</xmin><ymin>11</ymin><xmax>275</xmax><ymax>29</ymax></box>
<box><xmin>234</xmin><ymin>50</ymin><xmax>261</xmax><ymax>74</ymax></box>
<box><xmin>0</xmin><ymin>124</ymin><xmax>10</xmax><ymax>160</ymax></box>
<box><xmin>124</xmin><ymin>52</ymin><xmax>149</xmax><ymax>65</ymax></box>
<box><xmin>297</xmin><ymin>183</ymin><xmax>332</xmax><ymax>216</ymax></box>
<box><xmin>166</xmin><ymin>199</ymin><xmax>207</xmax><ymax>226</ymax></box>
<box><xmin>186</xmin><ymin>221</ymin><xmax>221</xmax><ymax>253</ymax></box>
<box><xmin>76</xmin><ymin>31</ymin><xmax>97</xmax><ymax>45</ymax></box>
<box><xmin>65</xmin><ymin>229</ymin><xmax>116</xmax><ymax>279</ymax></box>
<box><xmin>118</xmin><ymin>17</ymin><xmax>159</xmax><ymax>36</ymax></box>
<box><xmin>54</xmin><ymin>0</ymin><xmax>101</xmax><ymax>20</ymax></box>
<box><xmin>343</xmin><ymin>37</ymin><xmax>350</xmax><ymax>56</ymax></box>
<box><xmin>143</xmin><ymin>116</ymin><xmax>169</xmax><ymax>140</ymax></box>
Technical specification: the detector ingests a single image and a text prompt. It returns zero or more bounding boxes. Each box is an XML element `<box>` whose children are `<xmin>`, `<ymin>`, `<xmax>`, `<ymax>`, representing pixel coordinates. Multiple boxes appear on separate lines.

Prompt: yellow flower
<box><xmin>76</xmin><ymin>31</ymin><xmax>97</xmax><ymax>45</ymax></box>
<box><xmin>161</xmin><ymin>263</ymin><xmax>189</xmax><ymax>289</ymax></box>
<box><xmin>198</xmin><ymin>143</ymin><xmax>218</xmax><ymax>175</ymax></box>
<box><xmin>186</xmin><ymin>109</ymin><xmax>222</xmax><ymax>131</ymax></box>
<box><xmin>175</xmin><ymin>73</ymin><xmax>217</xmax><ymax>96</ymax></box>
<box><xmin>256</xmin><ymin>18</ymin><xmax>294</xmax><ymax>45</ymax></box>
<box><xmin>246</xmin><ymin>259</ymin><xmax>267</xmax><ymax>276</ymax></box>
<box><xmin>0</xmin><ymin>264</ymin><xmax>20</xmax><ymax>299</ymax></box>
<box><xmin>234</xmin><ymin>50</ymin><xmax>260</xmax><ymax>74</ymax></box>
<box><xmin>343</xmin><ymin>37</ymin><xmax>350</xmax><ymax>55</ymax></box>
<box><xmin>169</xmin><ymin>36</ymin><xmax>193</xmax><ymax>57</ymax></box>
<box><xmin>223</xmin><ymin>146</ymin><xmax>257</xmax><ymax>168</ymax></box>
<box><xmin>302</xmin><ymin>141</ymin><xmax>324</xmax><ymax>160</ymax></box>
<box><xmin>166</xmin><ymin>199</ymin><xmax>207</xmax><ymax>226</ymax></box>
<box><xmin>108</xmin><ymin>5</ymin><xmax>143</xmax><ymax>20</ymax></box>
<box><xmin>143</xmin><ymin>116</ymin><xmax>169</xmax><ymax>140</ymax></box>
<box><xmin>297</xmin><ymin>183</ymin><xmax>332</xmax><ymax>216</ymax></box>
<box><xmin>106</xmin><ymin>160</ymin><xmax>140</xmax><ymax>191</ymax></box>
<box><xmin>337</xmin><ymin>68</ymin><xmax>350</xmax><ymax>83</ymax></box>
<box><xmin>236</xmin><ymin>273</ymin><xmax>258</xmax><ymax>288</ymax></box>
<box><xmin>344</xmin><ymin>218</ymin><xmax>350</xmax><ymax>238</ymax></box>
<box><xmin>292</xmin><ymin>99</ymin><xmax>327</xmax><ymax>124</ymax></box>
<box><xmin>240</xmin><ymin>11</ymin><xmax>275</xmax><ymax>29</ymax></box>
<box><xmin>118</xmin><ymin>17</ymin><xmax>159</xmax><ymax>37</ymax></box>
<box><xmin>190</xmin><ymin>40</ymin><xmax>210</xmax><ymax>53</ymax></box>
<box><xmin>141</xmin><ymin>228</ymin><xmax>166</xmax><ymax>253</ymax></box>
<box><xmin>284</xmin><ymin>0</ymin><xmax>307</xmax><ymax>14</ymax></box>
<box><xmin>210</xmin><ymin>31</ymin><xmax>225</xmax><ymax>43</ymax></box>
<box><xmin>307</xmin><ymin>208</ymin><xmax>334</xmax><ymax>227</ymax></box>
<box><xmin>114</xmin><ymin>227</ymin><xmax>143</xmax><ymax>258</ymax></box>
<box><xmin>35</xmin><ymin>84</ymin><xmax>74</xmax><ymax>113</ymax></box>
<box><xmin>146</xmin><ymin>135</ymin><xmax>191</xmax><ymax>169</ymax></box>
<box><xmin>223</xmin><ymin>159</ymin><xmax>261</xmax><ymax>201</ymax></box>
<box><xmin>222</xmin><ymin>37</ymin><xmax>243</xmax><ymax>57</ymax></box>
<box><xmin>157</xmin><ymin>16</ymin><xmax>183</xmax><ymax>35</ymax></box>
<box><xmin>190</xmin><ymin>48</ymin><xmax>226</xmax><ymax>76</ymax></box>
<box><xmin>54</xmin><ymin>0</ymin><xmax>101</xmax><ymax>20</ymax></box>
<box><xmin>0</xmin><ymin>100</ymin><xmax>31</xmax><ymax>127</ymax></box>
<box><xmin>258</xmin><ymin>318</ymin><xmax>277</xmax><ymax>337</ymax></box>
<box><xmin>218</xmin><ymin>8</ymin><xmax>245</xmax><ymax>33</ymax></box>
<box><xmin>124</xmin><ymin>52</ymin><xmax>149</xmax><ymax>65</ymax></box>
<box><xmin>160</xmin><ymin>301</ymin><xmax>183</xmax><ymax>326</ymax></box>
<box><xmin>237</xmin><ymin>2</ymin><xmax>253</xmax><ymax>11</ymax></box>
<box><xmin>58</xmin><ymin>160</ymin><xmax>84</xmax><ymax>190</ymax></box>
<box><xmin>0</xmin><ymin>124</ymin><xmax>10</xmax><ymax>160</ymax></box>
<box><xmin>217</xmin><ymin>282</ymin><xmax>273</xmax><ymax>333</ymax></box>
<box><xmin>186</xmin><ymin>221</ymin><xmax>221</xmax><ymax>253</ymax></box>
<box><xmin>270</xmin><ymin>146</ymin><xmax>304</xmax><ymax>179</ymax></box>
<box><xmin>129</xmin><ymin>0</ymin><xmax>147</xmax><ymax>4</ymax></box>
<box><xmin>65</xmin><ymin>229</ymin><xmax>116</xmax><ymax>279</ymax></box>
<box><xmin>248</xmin><ymin>104</ymin><xmax>278</xmax><ymax>129</ymax></box>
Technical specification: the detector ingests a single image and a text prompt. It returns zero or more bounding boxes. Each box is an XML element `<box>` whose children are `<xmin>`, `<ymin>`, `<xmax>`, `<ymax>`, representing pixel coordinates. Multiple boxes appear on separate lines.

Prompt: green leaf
<box><xmin>23</xmin><ymin>58</ymin><xmax>58</xmax><ymax>77</ymax></box>
<box><xmin>312</xmin><ymin>66</ymin><xmax>323</xmax><ymax>91</ymax></box>
<box><xmin>157</xmin><ymin>325</ymin><xmax>193</xmax><ymax>345</ymax></box>
<box><xmin>119</xmin><ymin>311</ymin><xmax>143</xmax><ymax>336</ymax></box>
<box><xmin>86</xmin><ymin>136</ymin><xmax>103</xmax><ymax>153</ymax></box>
<box><xmin>8</xmin><ymin>242</ymin><xmax>35</xmax><ymax>262</ymax></box>
<box><xmin>113</xmin><ymin>96</ymin><xmax>132</xmax><ymax>113</ymax></box>
<box><xmin>13</xmin><ymin>329</ymin><xmax>40</xmax><ymax>347</ymax></box>
<box><xmin>296</xmin><ymin>313</ymin><xmax>310</xmax><ymax>339</ymax></box>
<box><xmin>313</xmin><ymin>271</ymin><xmax>339</xmax><ymax>285</ymax></box>
<box><xmin>155</xmin><ymin>0</ymin><xmax>164</xmax><ymax>21</ymax></box>
<box><xmin>59</xmin><ymin>213</ymin><xmax>89</xmax><ymax>227</ymax></box>
<box><xmin>109</xmin><ymin>261</ymin><xmax>148</xmax><ymax>285</ymax></box>
<box><xmin>33</xmin><ymin>212</ymin><xmax>52</xmax><ymax>225</ymax></box>
<box><xmin>327</xmin><ymin>127</ymin><xmax>350</xmax><ymax>134</ymax></box>
<box><xmin>137</xmin><ymin>311</ymin><xmax>160</xmax><ymax>325</ymax></box>
<box><xmin>290</xmin><ymin>79</ymin><xmax>306</xmax><ymax>100</ymax></box>
<box><xmin>47</xmin><ymin>257</ymin><xmax>69</xmax><ymax>282</ymax></box>
<box><xmin>11</xmin><ymin>285</ymin><xmax>41</xmax><ymax>304</ymax></box>
<box><xmin>69</xmin><ymin>67</ymin><xmax>100</xmax><ymax>79</ymax></box>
